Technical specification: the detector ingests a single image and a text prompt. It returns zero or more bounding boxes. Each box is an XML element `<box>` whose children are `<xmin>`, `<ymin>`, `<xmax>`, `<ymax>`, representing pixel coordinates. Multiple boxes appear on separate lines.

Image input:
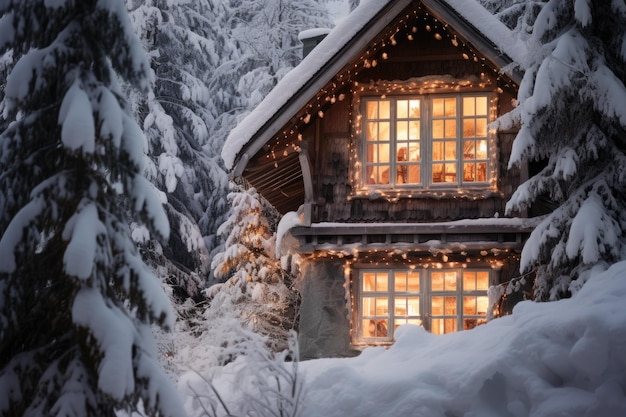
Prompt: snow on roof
<box><xmin>222</xmin><ymin>0</ymin><xmax>528</xmax><ymax>171</ymax></box>
<box><xmin>298</xmin><ymin>28</ymin><xmax>332</xmax><ymax>41</ymax></box>
<box><xmin>444</xmin><ymin>0</ymin><xmax>529</xmax><ymax>66</ymax></box>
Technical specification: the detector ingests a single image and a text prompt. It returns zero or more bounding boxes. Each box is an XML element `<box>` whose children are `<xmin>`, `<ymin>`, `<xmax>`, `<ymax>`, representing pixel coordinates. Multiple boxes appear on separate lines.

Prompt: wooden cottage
<box><xmin>223</xmin><ymin>0</ymin><xmax>534</xmax><ymax>359</ymax></box>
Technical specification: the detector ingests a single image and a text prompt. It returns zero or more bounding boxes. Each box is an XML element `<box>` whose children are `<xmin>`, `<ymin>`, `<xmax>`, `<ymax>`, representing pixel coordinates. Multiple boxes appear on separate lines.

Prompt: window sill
<box><xmin>348</xmin><ymin>187</ymin><xmax>502</xmax><ymax>202</ymax></box>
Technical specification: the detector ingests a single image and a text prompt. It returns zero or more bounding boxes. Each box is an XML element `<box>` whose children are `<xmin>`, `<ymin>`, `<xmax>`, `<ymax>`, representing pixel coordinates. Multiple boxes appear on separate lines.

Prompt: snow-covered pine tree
<box><xmin>210</xmin><ymin>186</ymin><xmax>298</xmax><ymax>353</ymax></box>
<box><xmin>0</xmin><ymin>1</ymin><xmax>185</xmax><ymax>416</ymax></box>
<box><xmin>500</xmin><ymin>0</ymin><xmax>626</xmax><ymax>300</ymax></box>
<box><xmin>479</xmin><ymin>0</ymin><xmax>545</xmax><ymax>34</ymax></box>
<box><xmin>230</xmin><ymin>0</ymin><xmax>332</xmax><ymax>109</ymax></box>
<box><xmin>127</xmin><ymin>0</ymin><xmax>230</xmax><ymax>302</ymax></box>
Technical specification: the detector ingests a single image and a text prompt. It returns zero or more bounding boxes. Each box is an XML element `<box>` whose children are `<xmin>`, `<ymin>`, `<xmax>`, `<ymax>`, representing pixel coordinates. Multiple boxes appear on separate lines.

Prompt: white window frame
<box><xmin>356</xmin><ymin>268</ymin><xmax>491</xmax><ymax>342</ymax></box>
<box><xmin>359</xmin><ymin>92</ymin><xmax>495</xmax><ymax>191</ymax></box>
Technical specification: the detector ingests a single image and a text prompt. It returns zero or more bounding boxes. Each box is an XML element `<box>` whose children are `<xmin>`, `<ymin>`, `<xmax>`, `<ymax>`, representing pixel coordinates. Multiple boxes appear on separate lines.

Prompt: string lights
<box><xmin>261</xmin><ymin>4</ymin><xmax>515</xmax><ymax>170</ymax></box>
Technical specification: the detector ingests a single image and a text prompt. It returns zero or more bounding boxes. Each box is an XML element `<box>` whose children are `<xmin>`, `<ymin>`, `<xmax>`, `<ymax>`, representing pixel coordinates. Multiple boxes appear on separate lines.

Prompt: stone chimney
<box><xmin>298</xmin><ymin>28</ymin><xmax>332</xmax><ymax>59</ymax></box>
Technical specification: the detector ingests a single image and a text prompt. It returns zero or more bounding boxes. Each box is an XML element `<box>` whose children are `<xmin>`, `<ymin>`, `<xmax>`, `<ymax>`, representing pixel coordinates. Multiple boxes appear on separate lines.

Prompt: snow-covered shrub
<box><xmin>180</xmin><ymin>330</ymin><xmax>303</xmax><ymax>417</ymax></box>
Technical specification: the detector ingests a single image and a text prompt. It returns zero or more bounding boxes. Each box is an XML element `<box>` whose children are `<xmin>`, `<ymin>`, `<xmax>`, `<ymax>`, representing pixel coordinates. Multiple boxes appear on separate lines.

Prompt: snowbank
<box><xmin>181</xmin><ymin>261</ymin><xmax>626</xmax><ymax>417</ymax></box>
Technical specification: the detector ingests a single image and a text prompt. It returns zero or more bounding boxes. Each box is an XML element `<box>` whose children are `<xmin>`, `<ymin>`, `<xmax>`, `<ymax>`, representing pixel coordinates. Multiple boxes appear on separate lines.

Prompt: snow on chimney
<box><xmin>298</xmin><ymin>28</ymin><xmax>331</xmax><ymax>59</ymax></box>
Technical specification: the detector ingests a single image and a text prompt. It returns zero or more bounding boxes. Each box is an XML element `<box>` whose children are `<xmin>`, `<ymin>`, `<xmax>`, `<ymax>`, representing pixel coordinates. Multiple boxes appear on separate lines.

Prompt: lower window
<box><xmin>358</xmin><ymin>268</ymin><xmax>489</xmax><ymax>341</ymax></box>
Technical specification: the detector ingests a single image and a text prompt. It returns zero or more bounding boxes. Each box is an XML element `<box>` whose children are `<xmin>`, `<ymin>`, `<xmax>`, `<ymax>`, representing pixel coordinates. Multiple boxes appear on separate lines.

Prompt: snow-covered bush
<box><xmin>180</xmin><ymin>330</ymin><xmax>303</xmax><ymax>417</ymax></box>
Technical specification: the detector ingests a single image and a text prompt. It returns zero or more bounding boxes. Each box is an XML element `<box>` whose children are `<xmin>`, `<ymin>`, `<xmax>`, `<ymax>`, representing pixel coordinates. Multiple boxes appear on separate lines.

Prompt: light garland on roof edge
<box><xmin>263</xmin><ymin>5</ymin><xmax>514</xmax><ymax>171</ymax></box>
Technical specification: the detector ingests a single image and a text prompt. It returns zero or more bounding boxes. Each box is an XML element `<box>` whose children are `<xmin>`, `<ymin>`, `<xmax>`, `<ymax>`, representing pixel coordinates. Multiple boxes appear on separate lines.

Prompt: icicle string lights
<box><xmin>262</xmin><ymin>5</ymin><xmax>515</xmax><ymax>169</ymax></box>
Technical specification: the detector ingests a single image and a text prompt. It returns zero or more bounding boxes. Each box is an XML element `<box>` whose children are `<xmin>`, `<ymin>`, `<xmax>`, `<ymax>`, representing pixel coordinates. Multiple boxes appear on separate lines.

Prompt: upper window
<box><xmin>362</xmin><ymin>93</ymin><xmax>491</xmax><ymax>189</ymax></box>
<box><xmin>358</xmin><ymin>268</ymin><xmax>490</xmax><ymax>342</ymax></box>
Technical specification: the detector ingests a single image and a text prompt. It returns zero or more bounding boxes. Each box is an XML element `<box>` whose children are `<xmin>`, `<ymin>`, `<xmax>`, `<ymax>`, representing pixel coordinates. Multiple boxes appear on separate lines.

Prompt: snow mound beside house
<box><xmin>182</xmin><ymin>261</ymin><xmax>626</xmax><ymax>417</ymax></box>
<box><xmin>299</xmin><ymin>261</ymin><xmax>626</xmax><ymax>417</ymax></box>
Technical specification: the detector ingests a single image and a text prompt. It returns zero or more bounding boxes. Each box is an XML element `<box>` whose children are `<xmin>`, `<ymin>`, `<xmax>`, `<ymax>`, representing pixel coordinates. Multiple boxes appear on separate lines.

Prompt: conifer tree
<box><xmin>500</xmin><ymin>0</ymin><xmax>626</xmax><ymax>300</ymax></box>
<box><xmin>210</xmin><ymin>186</ymin><xmax>298</xmax><ymax>353</ymax></box>
<box><xmin>127</xmin><ymin>0</ymin><xmax>230</xmax><ymax>301</ymax></box>
<box><xmin>0</xmin><ymin>1</ymin><xmax>185</xmax><ymax>416</ymax></box>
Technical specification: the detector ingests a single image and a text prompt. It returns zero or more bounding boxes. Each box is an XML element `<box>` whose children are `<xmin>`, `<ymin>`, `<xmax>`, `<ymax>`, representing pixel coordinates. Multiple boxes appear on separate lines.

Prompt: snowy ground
<box><xmin>179</xmin><ymin>261</ymin><xmax>626</xmax><ymax>417</ymax></box>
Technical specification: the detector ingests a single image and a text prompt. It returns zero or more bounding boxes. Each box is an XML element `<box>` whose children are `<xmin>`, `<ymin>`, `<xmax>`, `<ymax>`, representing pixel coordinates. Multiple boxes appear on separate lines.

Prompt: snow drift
<box><xmin>181</xmin><ymin>261</ymin><xmax>626</xmax><ymax>417</ymax></box>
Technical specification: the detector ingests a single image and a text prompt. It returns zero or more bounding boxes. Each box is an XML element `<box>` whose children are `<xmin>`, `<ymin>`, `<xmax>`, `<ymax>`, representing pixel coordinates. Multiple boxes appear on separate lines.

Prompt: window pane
<box><xmin>432</xmin><ymin>163</ymin><xmax>443</xmax><ymax>183</ymax></box>
<box><xmin>444</xmin><ymin>98</ymin><xmax>456</xmax><ymax>117</ymax></box>
<box><xmin>408</xmin><ymin>271</ymin><xmax>420</xmax><ymax>292</ymax></box>
<box><xmin>463</xmin><ymin>296</ymin><xmax>477</xmax><ymax>314</ymax></box>
<box><xmin>366</xmin><ymin>122</ymin><xmax>378</xmax><ymax>140</ymax></box>
<box><xmin>476</xmin><ymin>140</ymin><xmax>488</xmax><ymax>159</ymax></box>
<box><xmin>363</xmin><ymin>319</ymin><xmax>388</xmax><ymax>337</ymax></box>
<box><xmin>463</xmin><ymin>119</ymin><xmax>475</xmax><ymax>138</ymax></box>
<box><xmin>431</xmin><ymin>318</ymin><xmax>456</xmax><ymax>334</ymax></box>
<box><xmin>408</xmin><ymin>165</ymin><xmax>421</xmax><ymax>183</ymax></box>
<box><xmin>366</xmin><ymin>101</ymin><xmax>378</xmax><ymax>119</ymax></box>
<box><xmin>444</xmin><ymin>272</ymin><xmax>457</xmax><ymax>290</ymax></box>
<box><xmin>394</xmin><ymin>272</ymin><xmax>407</xmax><ymax>292</ymax></box>
<box><xmin>476</xmin><ymin>163</ymin><xmax>487</xmax><ymax>182</ymax></box>
<box><xmin>463</xmin><ymin>163</ymin><xmax>475</xmax><ymax>181</ymax></box>
<box><xmin>397</xmin><ymin>147</ymin><xmax>408</xmax><ymax>162</ymax></box>
<box><xmin>432</xmin><ymin>142</ymin><xmax>444</xmax><ymax>160</ymax></box>
<box><xmin>378</xmin><ymin>143</ymin><xmax>390</xmax><ymax>162</ymax></box>
<box><xmin>409</xmin><ymin>121</ymin><xmax>420</xmax><ymax>139</ymax></box>
<box><xmin>397</xmin><ymin>121</ymin><xmax>408</xmax><ymax>140</ymax></box>
<box><xmin>408</xmin><ymin>319</ymin><xmax>422</xmax><ymax>326</ymax></box>
<box><xmin>395</xmin><ymin>297</ymin><xmax>407</xmax><ymax>315</ymax></box>
<box><xmin>463</xmin><ymin>271</ymin><xmax>476</xmax><ymax>291</ymax></box>
<box><xmin>397</xmin><ymin>100</ymin><xmax>408</xmax><ymax>119</ymax></box>
<box><xmin>444</xmin><ymin>141</ymin><xmax>456</xmax><ymax>160</ymax></box>
<box><xmin>476</xmin><ymin>118</ymin><xmax>487</xmax><ymax>137</ymax></box>
<box><xmin>376</xmin><ymin>273</ymin><xmax>388</xmax><ymax>292</ymax></box>
<box><xmin>463</xmin><ymin>96</ymin><xmax>475</xmax><ymax>116</ymax></box>
<box><xmin>379</xmin><ymin>122</ymin><xmax>390</xmax><ymax>141</ymax></box>
<box><xmin>433</xmin><ymin>98</ymin><xmax>445</xmax><ymax>117</ymax></box>
<box><xmin>444</xmin><ymin>120</ymin><xmax>457</xmax><ymax>138</ymax></box>
<box><xmin>410</xmin><ymin>100</ymin><xmax>420</xmax><ymax>117</ymax></box>
<box><xmin>431</xmin><ymin>296</ymin><xmax>443</xmax><ymax>314</ymax></box>
<box><xmin>376</xmin><ymin>298</ymin><xmax>388</xmax><ymax>315</ymax></box>
<box><xmin>445</xmin><ymin>296</ymin><xmax>457</xmax><ymax>314</ymax></box>
<box><xmin>363</xmin><ymin>297</ymin><xmax>375</xmax><ymax>315</ymax></box>
<box><xmin>431</xmin><ymin>318</ymin><xmax>443</xmax><ymax>334</ymax></box>
<box><xmin>379</xmin><ymin>100</ymin><xmax>390</xmax><ymax>119</ymax></box>
<box><xmin>463</xmin><ymin>140</ymin><xmax>475</xmax><ymax>159</ymax></box>
<box><xmin>363</xmin><ymin>273</ymin><xmax>376</xmax><ymax>291</ymax></box>
<box><xmin>464</xmin><ymin>318</ymin><xmax>479</xmax><ymax>330</ymax></box>
<box><xmin>476</xmin><ymin>96</ymin><xmax>488</xmax><ymax>115</ymax></box>
<box><xmin>444</xmin><ymin>164</ymin><xmax>456</xmax><ymax>182</ymax></box>
<box><xmin>433</xmin><ymin>120</ymin><xmax>444</xmax><ymax>138</ymax></box>
<box><xmin>407</xmin><ymin>297</ymin><xmax>420</xmax><ymax>315</ymax></box>
<box><xmin>432</xmin><ymin>273</ymin><xmax>444</xmax><ymax>291</ymax></box>
<box><xmin>444</xmin><ymin>318</ymin><xmax>456</xmax><ymax>333</ymax></box>
<box><xmin>477</xmin><ymin>296</ymin><xmax>489</xmax><ymax>315</ymax></box>
<box><xmin>477</xmin><ymin>271</ymin><xmax>490</xmax><ymax>290</ymax></box>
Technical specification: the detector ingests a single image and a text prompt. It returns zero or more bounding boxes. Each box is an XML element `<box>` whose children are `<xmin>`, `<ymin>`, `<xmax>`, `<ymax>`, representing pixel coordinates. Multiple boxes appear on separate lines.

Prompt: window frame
<box><xmin>355</xmin><ymin>267</ymin><xmax>491</xmax><ymax>343</ymax></box>
<box><xmin>356</xmin><ymin>87</ymin><xmax>497</xmax><ymax>194</ymax></box>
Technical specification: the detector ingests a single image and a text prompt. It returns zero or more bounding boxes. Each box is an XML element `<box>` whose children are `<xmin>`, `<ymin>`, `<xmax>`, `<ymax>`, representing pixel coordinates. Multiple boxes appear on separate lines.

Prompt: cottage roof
<box><xmin>222</xmin><ymin>0</ymin><xmax>526</xmax><ymax>173</ymax></box>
